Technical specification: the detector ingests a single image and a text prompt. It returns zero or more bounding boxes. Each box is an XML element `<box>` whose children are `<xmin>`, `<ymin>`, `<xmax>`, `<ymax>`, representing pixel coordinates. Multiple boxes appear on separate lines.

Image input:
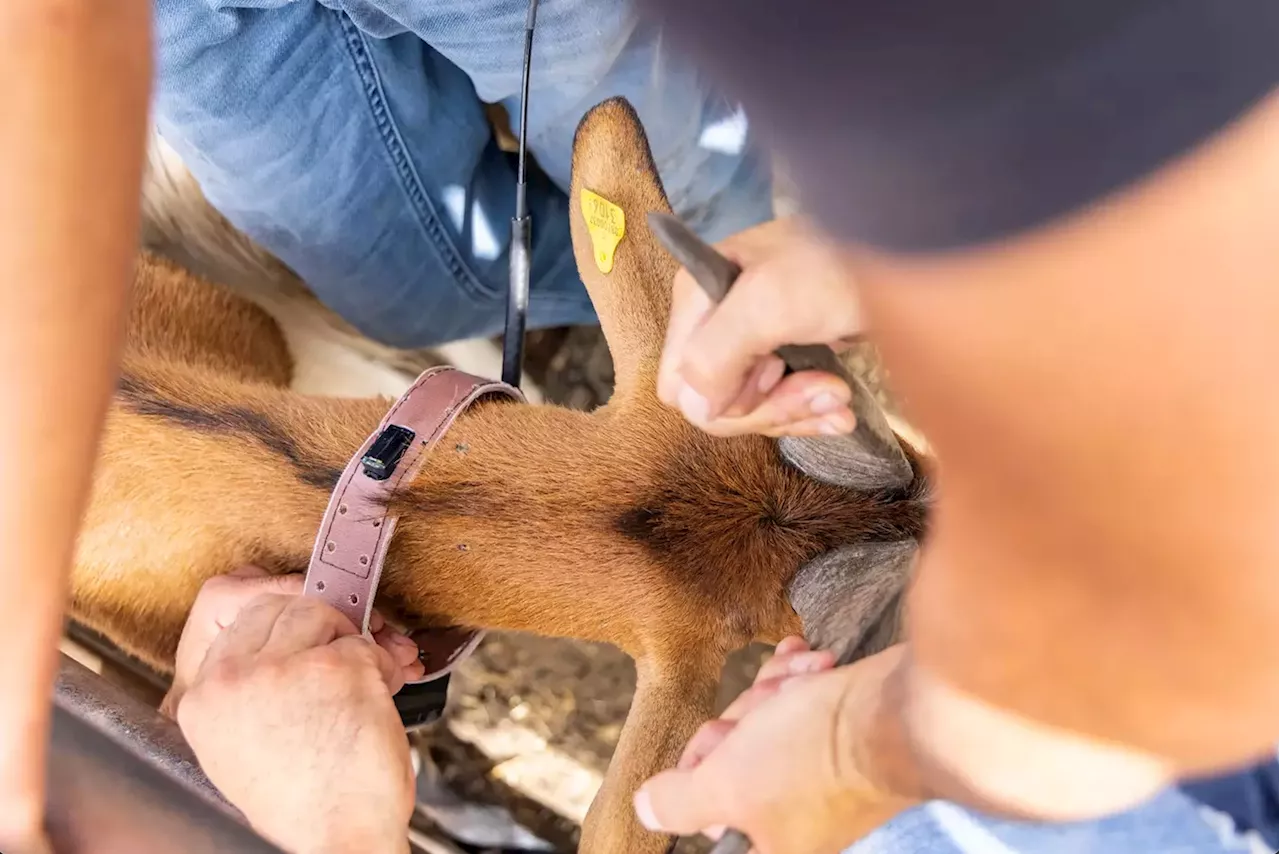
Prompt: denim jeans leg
<box><xmin>341</xmin><ymin>0</ymin><xmax>776</xmax><ymax>242</ymax></box>
<box><xmin>846</xmin><ymin>787</ymin><xmax>1274</xmax><ymax>854</ymax></box>
<box><xmin>153</xmin><ymin>0</ymin><xmax>592</xmax><ymax>348</ymax></box>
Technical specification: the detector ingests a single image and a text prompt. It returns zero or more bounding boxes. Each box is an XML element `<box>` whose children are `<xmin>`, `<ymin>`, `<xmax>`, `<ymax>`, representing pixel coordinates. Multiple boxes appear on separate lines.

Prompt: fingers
<box><xmin>720</xmin><ymin>354</ymin><xmax>786</xmax><ymax>419</ymax></box>
<box><xmin>182</xmin><ymin>568</ymin><xmax>303</xmax><ymax>637</ymax></box>
<box><xmin>206</xmin><ymin>569</ymin><xmax>306</xmax><ymax>632</ymax></box>
<box><xmin>260</xmin><ymin>597</ymin><xmax>360</xmax><ymax>659</ymax></box>
<box><xmin>694</xmin><ymin>370</ymin><xmax>856</xmax><ymax>438</ymax></box>
<box><xmin>717</xmin><ymin>668</ymin><xmax>826</xmax><ymax>724</ymax></box>
<box><xmin>752</xmin><ymin>640</ymin><xmax>833</xmax><ymax>685</ymax></box>
<box><xmin>672</xmin><ymin>372</ymin><xmax>855</xmax><ymax>438</ymax></box>
<box><xmin>657</xmin><ymin>266</ymin><xmax>716</xmax><ymax>408</ymax></box>
<box><xmin>662</xmin><ymin>268</ymin><xmax>797</xmax><ymax>424</ymax></box>
<box><xmin>751</xmin><ymin>373</ymin><xmax>855</xmax><ymax>437</ymax></box>
<box><xmin>168</xmin><ymin>571</ymin><xmax>292</xmax><ymax>714</ymax></box>
<box><xmin>182</xmin><ymin>564</ymin><xmax>425</xmax><ymax>699</ymax></box>
<box><xmin>372</xmin><ymin>626</ymin><xmax>427</xmax><ymax>683</ymax></box>
<box><xmin>199</xmin><ymin>593</ymin><xmax>296</xmax><ymax>667</ymax></box>
<box><xmin>673</xmin><ymin>638</ymin><xmax>833</xmax><ymax>772</ymax></box>
<box><xmin>677</xmin><ymin>719</ymin><xmax>735</xmax><ymax>771</ymax></box>
<box><xmin>640</xmin><ymin>677</ymin><xmax>838</xmax><ymax>839</ymax></box>
<box><xmin>639</xmin><ymin>637</ymin><xmax>845</xmax><ymax>838</ymax></box>
<box><xmin>660</xmin><ymin>312</ymin><xmax>860</xmax><ymax>438</ymax></box>
<box><xmin>675</xmin><ymin>690</ymin><xmax>774</xmax><ymax>773</ymax></box>
<box><xmin>715</xmin><ymin>648</ymin><xmax>834</xmax><ymax>722</ymax></box>
<box><xmin>329</xmin><ymin>634</ymin><xmax>406</xmax><ymax>696</ymax></box>
<box><xmin>658</xmin><ymin>217</ymin><xmax>864</xmax><ymax>438</ymax></box>
<box><xmin>635</xmin><ymin>766</ymin><xmax>725</xmax><ymax>837</ymax></box>
<box><xmin>677</xmin><ymin>255</ymin><xmax>859</xmax><ymax>413</ymax></box>
<box><xmin>774</xmin><ymin>635</ymin><xmax>810</xmax><ymax>656</ymax></box>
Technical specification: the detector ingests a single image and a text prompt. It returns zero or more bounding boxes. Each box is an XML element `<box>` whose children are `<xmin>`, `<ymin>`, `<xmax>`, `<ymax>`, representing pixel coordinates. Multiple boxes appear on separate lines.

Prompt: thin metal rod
<box><xmin>515</xmin><ymin>0</ymin><xmax>537</xmax><ymax>217</ymax></box>
<box><xmin>502</xmin><ymin>219</ymin><xmax>531</xmax><ymax>388</ymax></box>
<box><xmin>501</xmin><ymin>0</ymin><xmax>539</xmax><ymax>388</ymax></box>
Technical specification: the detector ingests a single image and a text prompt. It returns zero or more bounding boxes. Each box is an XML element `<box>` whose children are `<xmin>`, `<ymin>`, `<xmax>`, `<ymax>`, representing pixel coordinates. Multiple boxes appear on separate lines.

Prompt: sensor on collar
<box><xmin>361</xmin><ymin>424</ymin><xmax>416</xmax><ymax>481</ymax></box>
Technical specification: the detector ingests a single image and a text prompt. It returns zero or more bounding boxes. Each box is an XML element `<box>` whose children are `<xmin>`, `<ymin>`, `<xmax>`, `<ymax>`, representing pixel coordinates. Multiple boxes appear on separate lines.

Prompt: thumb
<box><xmin>225</xmin><ymin>564</ymin><xmax>271</xmax><ymax>579</ymax></box>
<box><xmin>225</xmin><ymin>565</ymin><xmax>305</xmax><ymax>594</ymax></box>
<box><xmin>189</xmin><ymin>570</ymin><xmax>305</xmax><ymax>639</ymax></box>
<box><xmin>676</xmin><ymin>266</ymin><xmax>793</xmax><ymax>424</ymax></box>
<box><xmin>240</xmin><ymin>571</ymin><xmax>305</xmax><ymax>598</ymax></box>
<box><xmin>212</xmin><ymin>569</ymin><xmax>305</xmax><ymax>628</ymax></box>
<box><xmin>633</xmin><ymin>768</ymin><xmax>727</xmax><ymax>837</ymax></box>
<box><xmin>677</xmin><ymin>240</ymin><xmax>862</xmax><ymax>425</ymax></box>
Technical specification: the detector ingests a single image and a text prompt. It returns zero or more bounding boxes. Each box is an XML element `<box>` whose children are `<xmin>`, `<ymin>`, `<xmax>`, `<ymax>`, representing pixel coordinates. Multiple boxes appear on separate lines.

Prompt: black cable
<box><xmin>501</xmin><ymin>0</ymin><xmax>539</xmax><ymax>389</ymax></box>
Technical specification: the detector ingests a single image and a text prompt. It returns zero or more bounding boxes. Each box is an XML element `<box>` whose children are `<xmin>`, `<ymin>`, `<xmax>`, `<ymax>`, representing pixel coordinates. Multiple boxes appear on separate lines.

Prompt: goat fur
<box><xmin>74</xmin><ymin>98</ymin><xmax>928</xmax><ymax>854</ymax></box>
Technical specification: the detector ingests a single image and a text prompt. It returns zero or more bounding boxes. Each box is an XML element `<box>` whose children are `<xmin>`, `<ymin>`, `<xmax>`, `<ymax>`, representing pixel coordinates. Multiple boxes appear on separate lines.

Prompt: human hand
<box><xmin>162</xmin><ymin>566</ymin><xmax>425</xmax><ymax>716</ymax></box>
<box><xmin>0</xmin><ymin>827</ymin><xmax>51</xmax><ymax>854</ymax></box>
<box><xmin>657</xmin><ymin>217</ymin><xmax>863</xmax><ymax>438</ymax></box>
<box><xmin>173</xmin><ymin>589</ymin><xmax>415</xmax><ymax>854</ymax></box>
<box><xmin>634</xmin><ymin>639</ymin><xmax>913</xmax><ymax>854</ymax></box>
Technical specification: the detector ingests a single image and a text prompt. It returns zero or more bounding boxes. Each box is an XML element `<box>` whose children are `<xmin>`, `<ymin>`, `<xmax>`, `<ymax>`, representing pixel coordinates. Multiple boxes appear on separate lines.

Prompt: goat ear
<box><xmin>778</xmin><ymin>363</ymin><xmax>914</xmax><ymax>491</ymax></box>
<box><xmin>786</xmin><ymin>541</ymin><xmax>914</xmax><ymax>664</ymax></box>
<box><xmin>569</xmin><ymin>98</ymin><xmax>677</xmax><ymax>397</ymax></box>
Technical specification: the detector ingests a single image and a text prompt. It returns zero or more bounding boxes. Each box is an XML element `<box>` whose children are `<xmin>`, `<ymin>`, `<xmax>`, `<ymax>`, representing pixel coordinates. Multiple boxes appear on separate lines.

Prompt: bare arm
<box><xmin>648</xmin><ymin>95</ymin><xmax>1277</xmax><ymax>841</ymax></box>
<box><xmin>849</xmin><ymin>95</ymin><xmax>1277</xmax><ymax>811</ymax></box>
<box><xmin>0</xmin><ymin>2</ymin><xmax>150</xmax><ymax>848</ymax></box>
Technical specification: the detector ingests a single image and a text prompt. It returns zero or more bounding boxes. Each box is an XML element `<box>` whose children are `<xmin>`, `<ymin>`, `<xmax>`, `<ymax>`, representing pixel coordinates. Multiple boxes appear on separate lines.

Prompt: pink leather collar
<box><xmin>303</xmin><ymin>366</ymin><xmax>523</xmax><ymax>682</ymax></box>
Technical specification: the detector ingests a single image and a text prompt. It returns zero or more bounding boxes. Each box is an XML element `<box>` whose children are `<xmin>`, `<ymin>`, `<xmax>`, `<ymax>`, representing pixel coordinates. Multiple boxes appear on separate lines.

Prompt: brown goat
<box><xmin>71</xmin><ymin>98</ymin><xmax>928</xmax><ymax>853</ymax></box>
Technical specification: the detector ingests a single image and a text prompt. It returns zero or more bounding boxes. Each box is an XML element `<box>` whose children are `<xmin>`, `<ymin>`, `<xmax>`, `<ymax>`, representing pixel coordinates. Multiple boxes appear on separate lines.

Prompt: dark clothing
<box><xmin>638</xmin><ymin>0</ymin><xmax>1280</xmax><ymax>846</ymax></box>
<box><xmin>640</xmin><ymin>0</ymin><xmax>1277</xmax><ymax>252</ymax></box>
<box><xmin>1182</xmin><ymin>759</ymin><xmax>1279</xmax><ymax>850</ymax></box>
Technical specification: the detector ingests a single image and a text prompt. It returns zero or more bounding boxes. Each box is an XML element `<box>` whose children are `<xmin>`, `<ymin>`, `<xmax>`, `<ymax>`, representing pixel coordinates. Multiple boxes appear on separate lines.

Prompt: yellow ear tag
<box><xmin>581</xmin><ymin>189</ymin><xmax>625</xmax><ymax>274</ymax></box>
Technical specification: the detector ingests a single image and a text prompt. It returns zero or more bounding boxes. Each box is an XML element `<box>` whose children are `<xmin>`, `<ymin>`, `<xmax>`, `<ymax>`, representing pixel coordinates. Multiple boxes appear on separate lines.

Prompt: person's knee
<box><xmin>644</xmin><ymin>106</ymin><xmax>776</xmax><ymax>242</ymax></box>
<box><xmin>672</xmin><ymin>144</ymin><xmax>776</xmax><ymax>243</ymax></box>
<box><xmin>151</xmin><ymin>1</ymin><xmax>354</xmax><ymax>197</ymax></box>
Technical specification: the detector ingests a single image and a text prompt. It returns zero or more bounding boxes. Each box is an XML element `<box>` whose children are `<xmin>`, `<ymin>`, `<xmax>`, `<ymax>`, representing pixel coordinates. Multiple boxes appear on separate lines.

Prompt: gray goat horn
<box><xmin>646</xmin><ymin>211</ymin><xmax>913</xmax><ymax>492</ymax></box>
<box><xmin>775</xmin><ymin>350</ymin><xmax>912</xmax><ymax>492</ymax></box>
<box><xmin>787</xmin><ymin>541</ymin><xmax>914</xmax><ymax>664</ymax></box>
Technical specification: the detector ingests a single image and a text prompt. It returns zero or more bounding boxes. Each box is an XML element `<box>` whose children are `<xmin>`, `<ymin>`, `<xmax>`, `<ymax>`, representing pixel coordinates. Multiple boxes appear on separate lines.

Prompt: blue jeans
<box><xmin>846</xmin><ymin>760</ymin><xmax>1279</xmax><ymax>854</ymax></box>
<box><xmin>151</xmin><ymin>0</ymin><xmax>772</xmax><ymax>348</ymax></box>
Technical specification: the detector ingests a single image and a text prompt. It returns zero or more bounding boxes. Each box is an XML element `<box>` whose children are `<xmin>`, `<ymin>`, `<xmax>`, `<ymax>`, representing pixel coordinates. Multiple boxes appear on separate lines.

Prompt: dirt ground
<box><xmin>418</xmin><ymin>326</ymin><xmax>897</xmax><ymax>854</ymax></box>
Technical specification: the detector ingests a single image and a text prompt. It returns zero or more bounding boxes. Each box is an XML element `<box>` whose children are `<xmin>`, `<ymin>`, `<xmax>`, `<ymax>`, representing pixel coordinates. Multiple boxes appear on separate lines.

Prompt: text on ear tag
<box><xmin>581</xmin><ymin>189</ymin><xmax>625</xmax><ymax>274</ymax></box>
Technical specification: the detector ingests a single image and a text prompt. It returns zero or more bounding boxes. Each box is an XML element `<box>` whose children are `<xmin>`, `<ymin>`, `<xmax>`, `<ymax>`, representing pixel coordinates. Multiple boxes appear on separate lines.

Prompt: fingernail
<box><xmin>634</xmin><ymin>789</ymin><xmax>664</xmax><ymax>831</ymax></box>
<box><xmin>757</xmin><ymin>358</ymin><xmax>786</xmax><ymax>394</ymax></box>
<box><xmin>821</xmin><ymin>413</ymin><xmax>854</xmax><ymax>435</ymax></box>
<box><xmin>788</xmin><ymin>651</ymin><xmax>832</xmax><ymax>675</ymax></box>
<box><xmin>774</xmin><ymin>636</ymin><xmax>807</xmax><ymax>655</ymax></box>
<box><xmin>725</xmin><ymin>360</ymin><xmax>786</xmax><ymax>419</ymax></box>
<box><xmin>678</xmin><ymin>384</ymin><xmax>711</xmax><ymax>424</ymax></box>
<box><xmin>704</xmin><ymin>825</ymin><xmax>727</xmax><ymax>841</ymax></box>
<box><xmin>390</xmin><ymin>633</ymin><xmax>419</xmax><ymax>650</ymax></box>
<box><xmin>809</xmin><ymin>391</ymin><xmax>844</xmax><ymax>415</ymax></box>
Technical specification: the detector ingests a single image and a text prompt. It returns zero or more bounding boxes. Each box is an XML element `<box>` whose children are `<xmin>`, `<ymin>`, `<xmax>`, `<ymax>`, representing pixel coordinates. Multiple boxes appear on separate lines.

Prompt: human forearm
<box><xmin>838</xmin><ymin>645</ymin><xmax>1174</xmax><ymax>823</ymax></box>
<box><xmin>851</xmin><ymin>95</ymin><xmax>1277</xmax><ymax>777</ymax></box>
<box><xmin>0</xmin><ymin>0</ymin><xmax>150</xmax><ymax>845</ymax></box>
